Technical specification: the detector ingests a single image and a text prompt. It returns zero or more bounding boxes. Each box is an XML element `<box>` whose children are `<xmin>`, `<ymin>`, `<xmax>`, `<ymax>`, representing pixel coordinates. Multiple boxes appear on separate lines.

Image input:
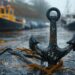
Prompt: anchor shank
<box><xmin>50</xmin><ymin>20</ymin><xmax>57</xmax><ymax>48</ymax></box>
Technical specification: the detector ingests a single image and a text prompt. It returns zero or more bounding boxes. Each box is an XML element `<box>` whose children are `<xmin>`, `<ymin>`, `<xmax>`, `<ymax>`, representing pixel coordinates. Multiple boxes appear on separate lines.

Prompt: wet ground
<box><xmin>0</xmin><ymin>27</ymin><xmax>75</xmax><ymax>75</ymax></box>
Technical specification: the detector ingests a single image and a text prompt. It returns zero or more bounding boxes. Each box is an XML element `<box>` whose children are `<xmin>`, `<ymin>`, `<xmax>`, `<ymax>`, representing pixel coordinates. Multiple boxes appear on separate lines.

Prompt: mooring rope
<box><xmin>0</xmin><ymin>48</ymin><xmax>75</xmax><ymax>75</ymax></box>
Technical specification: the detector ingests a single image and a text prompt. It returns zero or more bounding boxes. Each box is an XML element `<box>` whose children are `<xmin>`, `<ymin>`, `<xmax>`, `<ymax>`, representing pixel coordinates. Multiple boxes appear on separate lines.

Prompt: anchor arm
<box><xmin>46</xmin><ymin>44</ymin><xmax>73</xmax><ymax>65</ymax></box>
<box><xmin>57</xmin><ymin>45</ymin><xmax>73</xmax><ymax>59</ymax></box>
<box><xmin>50</xmin><ymin>45</ymin><xmax>73</xmax><ymax>65</ymax></box>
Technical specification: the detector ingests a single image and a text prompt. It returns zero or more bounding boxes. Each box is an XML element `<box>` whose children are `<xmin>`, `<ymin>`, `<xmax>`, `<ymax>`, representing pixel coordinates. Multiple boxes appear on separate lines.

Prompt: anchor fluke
<box><xmin>29</xmin><ymin>36</ymin><xmax>39</xmax><ymax>51</ymax></box>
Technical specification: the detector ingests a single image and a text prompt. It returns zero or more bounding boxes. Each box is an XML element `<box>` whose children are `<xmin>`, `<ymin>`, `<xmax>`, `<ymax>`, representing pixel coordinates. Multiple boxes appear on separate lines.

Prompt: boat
<box><xmin>0</xmin><ymin>0</ymin><xmax>26</xmax><ymax>31</ymax></box>
<box><xmin>61</xmin><ymin>0</ymin><xmax>75</xmax><ymax>31</ymax></box>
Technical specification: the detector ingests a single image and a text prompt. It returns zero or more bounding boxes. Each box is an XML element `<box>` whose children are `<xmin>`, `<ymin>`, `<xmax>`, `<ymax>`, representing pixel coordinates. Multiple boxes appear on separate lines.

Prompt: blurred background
<box><xmin>0</xmin><ymin>0</ymin><xmax>75</xmax><ymax>75</ymax></box>
<box><xmin>6</xmin><ymin>0</ymin><xmax>75</xmax><ymax>30</ymax></box>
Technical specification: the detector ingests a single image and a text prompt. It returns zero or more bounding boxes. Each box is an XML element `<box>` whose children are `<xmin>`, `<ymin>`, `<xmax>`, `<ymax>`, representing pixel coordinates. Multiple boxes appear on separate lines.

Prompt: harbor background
<box><xmin>0</xmin><ymin>0</ymin><xmax>75</xmax><ymax>75</ymax></box>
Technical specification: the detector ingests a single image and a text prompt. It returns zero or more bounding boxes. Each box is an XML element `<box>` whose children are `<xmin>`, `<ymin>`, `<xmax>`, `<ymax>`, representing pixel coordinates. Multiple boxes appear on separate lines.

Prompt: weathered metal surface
<box><xmin>28</xmin><ymin>7</ymin><xmax>75</xmax><ymax>75</ymax></box>
<box><xmin>29</xmin><ymin>7</ymin><xmax>74</xmax><ymax>66</ymax></box>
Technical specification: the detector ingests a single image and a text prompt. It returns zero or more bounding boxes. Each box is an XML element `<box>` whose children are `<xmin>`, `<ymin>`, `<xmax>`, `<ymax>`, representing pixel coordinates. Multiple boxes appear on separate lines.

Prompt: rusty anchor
<box><xmin>29</xmin><ymin>7</ymin><xmax>75</xmax><ymax>67</ymax></box>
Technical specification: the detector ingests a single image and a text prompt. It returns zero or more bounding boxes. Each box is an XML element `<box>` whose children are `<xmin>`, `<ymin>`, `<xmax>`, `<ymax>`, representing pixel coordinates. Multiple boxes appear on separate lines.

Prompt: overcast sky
<box><xmin>24</xmin><ymin>0</ymin><xmax>75</xmax><ymax>15</ymax></box>
<box><xmin>46</xmin><ymin>0</ymin><xmax>75</xmax><ymax>15</ymax></box>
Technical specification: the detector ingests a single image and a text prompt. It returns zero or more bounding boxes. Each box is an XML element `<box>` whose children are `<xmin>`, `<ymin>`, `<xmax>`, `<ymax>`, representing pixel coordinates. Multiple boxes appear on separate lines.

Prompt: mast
<box><xmin>66</xmin><ymin>0</ymin><xmax>69</xmax><ymax>15</ymax></box>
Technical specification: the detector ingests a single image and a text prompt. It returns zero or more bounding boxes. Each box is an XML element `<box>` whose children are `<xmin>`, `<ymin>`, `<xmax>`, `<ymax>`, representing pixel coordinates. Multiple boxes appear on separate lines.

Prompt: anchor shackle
<box><xmin>46</xmin><ymin>7</ymin><xmax>61</xmax><ymax>21</ymax></box>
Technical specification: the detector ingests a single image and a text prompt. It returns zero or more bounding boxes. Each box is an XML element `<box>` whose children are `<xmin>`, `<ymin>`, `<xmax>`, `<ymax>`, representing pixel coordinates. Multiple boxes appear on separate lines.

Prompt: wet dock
<box><xmin>0</xmin><ymin>28</ymin><xmax>75</xmax><ymax>75</ymax></box>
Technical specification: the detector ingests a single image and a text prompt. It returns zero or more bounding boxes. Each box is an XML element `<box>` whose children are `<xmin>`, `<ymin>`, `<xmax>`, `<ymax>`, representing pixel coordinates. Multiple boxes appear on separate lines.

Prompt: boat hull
<box><xmin>65</xmin><ymin>21</ymin><xmax>75</xmax><ymax>31</ymax></box>
<box><xmin>0</xmin><ymin>18</ymin><xmax>24</xmax><ymax>31</ymax></box>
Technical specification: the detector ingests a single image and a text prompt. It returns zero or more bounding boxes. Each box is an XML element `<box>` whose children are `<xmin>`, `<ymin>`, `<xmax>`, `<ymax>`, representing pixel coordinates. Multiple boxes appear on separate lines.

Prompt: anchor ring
<box><xmin>46</xmin><ymin>7</ymin><xmax>61</xmax><ymax>21</ymax></box>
